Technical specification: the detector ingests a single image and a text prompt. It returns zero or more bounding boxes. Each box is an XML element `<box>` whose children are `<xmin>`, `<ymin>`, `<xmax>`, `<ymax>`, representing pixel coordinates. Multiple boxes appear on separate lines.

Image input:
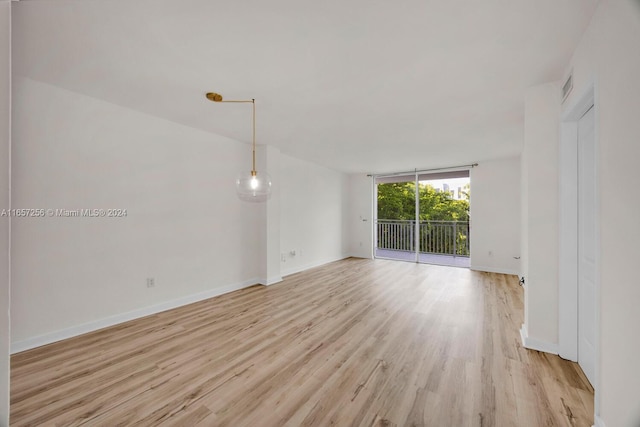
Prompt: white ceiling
<box><xmin>12</xmin><ymin>0</ymin><xmax>598</xmax><ymax>174</ymax></box>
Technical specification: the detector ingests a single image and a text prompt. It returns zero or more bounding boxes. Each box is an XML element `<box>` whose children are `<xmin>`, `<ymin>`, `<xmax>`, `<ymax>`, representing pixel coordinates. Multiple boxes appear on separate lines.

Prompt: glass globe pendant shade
<box><xmin>236</xmin><ymin>171</ymin><xmax>272</xmax><ymax>202</ymax></box>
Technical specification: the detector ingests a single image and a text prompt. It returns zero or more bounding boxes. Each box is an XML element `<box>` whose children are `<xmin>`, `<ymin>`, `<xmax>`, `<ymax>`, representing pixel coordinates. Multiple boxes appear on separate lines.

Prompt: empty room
<box><xmin>1</xmin><ymin>1</ymin><xmax>640</xmax><ymax>426</ymax></box>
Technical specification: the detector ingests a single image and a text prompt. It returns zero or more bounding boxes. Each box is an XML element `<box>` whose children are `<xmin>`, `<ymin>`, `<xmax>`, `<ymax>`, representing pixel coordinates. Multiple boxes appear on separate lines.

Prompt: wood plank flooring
<box><xmin>10</xmin><ymin>258</ymin><xmax>594</xmax><ymax>426</ymax></box>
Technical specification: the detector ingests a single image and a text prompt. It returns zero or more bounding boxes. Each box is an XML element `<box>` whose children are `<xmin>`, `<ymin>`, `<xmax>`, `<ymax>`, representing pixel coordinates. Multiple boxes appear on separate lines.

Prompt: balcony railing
<box><xmin>376</xmin><ymin>219</ymin><xmax>470</xmax><ymax>257</ymax></box>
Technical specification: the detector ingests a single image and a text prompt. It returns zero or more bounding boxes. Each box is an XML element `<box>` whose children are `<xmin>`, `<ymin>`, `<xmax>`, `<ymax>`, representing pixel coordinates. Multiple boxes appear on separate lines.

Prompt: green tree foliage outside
<box><xmin>377</xmin><ymin>182</ymin><xmax>469</xmax><ymax>221</ymax></box>
<box><xmin>377</xmin><ymin>182</ymin><xmax>470</xmax><ymax>255</ymax></box>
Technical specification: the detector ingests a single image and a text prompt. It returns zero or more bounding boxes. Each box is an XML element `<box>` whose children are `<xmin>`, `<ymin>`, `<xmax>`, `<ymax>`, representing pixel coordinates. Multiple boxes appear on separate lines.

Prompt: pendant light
<box><xmin>206</xmin><ymin>92</ymin><xmax>272</xmax><ymax>202</ymax></box>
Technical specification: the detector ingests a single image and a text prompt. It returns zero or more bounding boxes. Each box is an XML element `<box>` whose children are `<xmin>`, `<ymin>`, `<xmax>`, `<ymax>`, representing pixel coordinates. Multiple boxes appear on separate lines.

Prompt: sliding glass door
<box><xmin>374</xmin><ymin>170</ymin><xmax>470</xmax><ymax>267</ymax></box>
<box><xmin>375</xmin><ymin>175</ymin><xmax>418</xmax><ymax>262</ymax></box>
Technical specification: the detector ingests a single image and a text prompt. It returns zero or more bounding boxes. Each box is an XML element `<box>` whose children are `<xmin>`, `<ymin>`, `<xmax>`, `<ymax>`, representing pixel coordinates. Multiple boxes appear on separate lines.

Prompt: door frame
<box><xmin>558</xmin><ymin>83</ymin><xmax>600</xmax><ymax>413</ymax></box>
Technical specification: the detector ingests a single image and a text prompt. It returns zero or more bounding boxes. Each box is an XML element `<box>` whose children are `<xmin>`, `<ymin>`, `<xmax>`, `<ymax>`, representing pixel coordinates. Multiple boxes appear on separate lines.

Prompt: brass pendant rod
<box><xmin>252</xmin><ymin>99</ymin><xmax>256</xmax><ymax>175</ymax></box>
<box><xmin>206</xmin><ymin>92</ymin><xmax>257</xmax><ymax>175</ymax></box>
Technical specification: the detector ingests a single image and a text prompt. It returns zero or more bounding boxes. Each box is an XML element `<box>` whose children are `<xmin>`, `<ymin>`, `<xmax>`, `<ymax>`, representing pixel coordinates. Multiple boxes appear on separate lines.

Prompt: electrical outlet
<box><xmin>281</xmin><ymin>253</ymin><xmax>286</xmax><ymax>262</ymax></box>
<box><xmin>146</xmin><ymin>277</ymin><xmax>155</xmax><ymax>288</ymax></box>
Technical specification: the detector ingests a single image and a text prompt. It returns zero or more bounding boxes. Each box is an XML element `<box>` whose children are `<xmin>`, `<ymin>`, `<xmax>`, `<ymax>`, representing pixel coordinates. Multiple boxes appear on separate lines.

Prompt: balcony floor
<box><xmin>375</xmin><ymin>248</ymin><xmax>470</xmax><ymax>268</ymax></box>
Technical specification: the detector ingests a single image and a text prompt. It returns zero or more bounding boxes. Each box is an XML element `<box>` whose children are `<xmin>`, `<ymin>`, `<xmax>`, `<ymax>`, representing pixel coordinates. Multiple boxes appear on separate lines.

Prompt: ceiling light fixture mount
<box><xmin>205</xmin><ymin>92</ymin><xmax>223</xmax><ymax>102</ymax></box>
<box><xmin>206</xmin><ymin>92</ymin><xmax>272</xmax><ymax>202</ymax></box>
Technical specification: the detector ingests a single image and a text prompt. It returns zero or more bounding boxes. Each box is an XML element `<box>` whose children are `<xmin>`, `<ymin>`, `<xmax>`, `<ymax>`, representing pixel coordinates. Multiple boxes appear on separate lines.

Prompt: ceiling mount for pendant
<box><xmin>205</xmin><ymin>92</ymin><xmax>223</xmax><ymax>102</ymax></box>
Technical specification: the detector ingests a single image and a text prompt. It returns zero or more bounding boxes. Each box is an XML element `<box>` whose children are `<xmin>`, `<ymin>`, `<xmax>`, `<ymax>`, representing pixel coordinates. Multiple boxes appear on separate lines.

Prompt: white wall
<box><xmin>0</xmin><ymin>2</ymin><xmax>10</xmax><ymax>425</ymax></box>
<box><xmin>259</xmin><ymin>145</ymin><xmax>282</xmax><ymax>285</ymax></box>
<box><xmin>346</xmin><ymin>174</ymin><xmax>373</xmax><ymax>258</ymax></box>
<box><xmin>520</xmin><ymin>81</ymin><xmax>561</xmax><ymax>353</ymax></box>
<box><xmin>470</xmin><ymin>157</ymin><xmax>521</xmax><ymax>275</ymax></box>
<box><xmin>279</xmin><ymin>153</ymin><xmax>348</xmax><ymax>276</ymax></box>
<box><xmin>348</xmin><ymin>165</ymin><xmax>523</xmax><ymax>268</ymax></box>
<box><xmin>563</xmin><ymin>1</ymin><xmax>640</xmax><ymax>425</ymax></box>
<box><xmin>520</xmin><ymin>150</ymin><xmax>529</xmax><ymax>311</ymax></box>
<box><xmin>11</xmin><ymin>78</ymin><xmax>262</xmax><ymax>350</ymax></box>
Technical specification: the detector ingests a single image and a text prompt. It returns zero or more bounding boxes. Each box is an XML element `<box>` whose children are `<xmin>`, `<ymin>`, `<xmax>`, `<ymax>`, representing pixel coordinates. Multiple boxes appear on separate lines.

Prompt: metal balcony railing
<box><xmin>376</xmin><ymin>219</ymin><xmax>470</xmax><ymax>257</ymax></box>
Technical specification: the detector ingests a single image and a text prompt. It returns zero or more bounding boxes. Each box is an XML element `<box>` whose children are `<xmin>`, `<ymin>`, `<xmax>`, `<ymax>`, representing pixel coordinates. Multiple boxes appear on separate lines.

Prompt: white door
<box><xmin>578</xmin><ymin>105</ymin><xmax>596</xmax><ymax>386</ymax></box>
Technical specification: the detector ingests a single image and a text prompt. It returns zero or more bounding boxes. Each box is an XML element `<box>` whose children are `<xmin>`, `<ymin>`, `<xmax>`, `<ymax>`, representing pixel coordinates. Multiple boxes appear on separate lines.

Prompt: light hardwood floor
<box><xmin>11</xmin><ymin>258</ymin><xmax>594</xmax><ymax>426</ymax></box>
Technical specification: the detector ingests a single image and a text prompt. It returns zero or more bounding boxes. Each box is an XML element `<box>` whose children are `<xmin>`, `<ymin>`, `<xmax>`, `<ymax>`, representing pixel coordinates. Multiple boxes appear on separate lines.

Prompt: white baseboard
<box><xmin>593</xmin><ymin>415</ymin><xmax>605</xmax><ymax>427</ymax></box>
<box><xmin>349</xmin><ymin>254</ymin><xmax>373</xmax><ymax>260</ymax></box>
<box><xmin>281</xmin><ymin>255</ymin><xmax>349</xmax><ymax>277</ymax></box>
<box><xmin>349</xmin><ymin>250</ymin><xmax>373</xmax><ymax>259</ymax></box>
<box><xmin>470</xmin><ymin>265</ymin><xmax>519</xmax><ymax>276</ymax></box>
<box><xmin>259</xmin><ymin>276</ymin><xmax>283</xmax><ymax>286</ymax></box>
<box><xmin>520</xmin><ymin>324</ymin><xmax>559</xmax><ymax>355</ymax></box>
<box><xmin>11</xmin><ymin>277</ymin><xmax>260</xmax><ymax>354</ymax></box>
